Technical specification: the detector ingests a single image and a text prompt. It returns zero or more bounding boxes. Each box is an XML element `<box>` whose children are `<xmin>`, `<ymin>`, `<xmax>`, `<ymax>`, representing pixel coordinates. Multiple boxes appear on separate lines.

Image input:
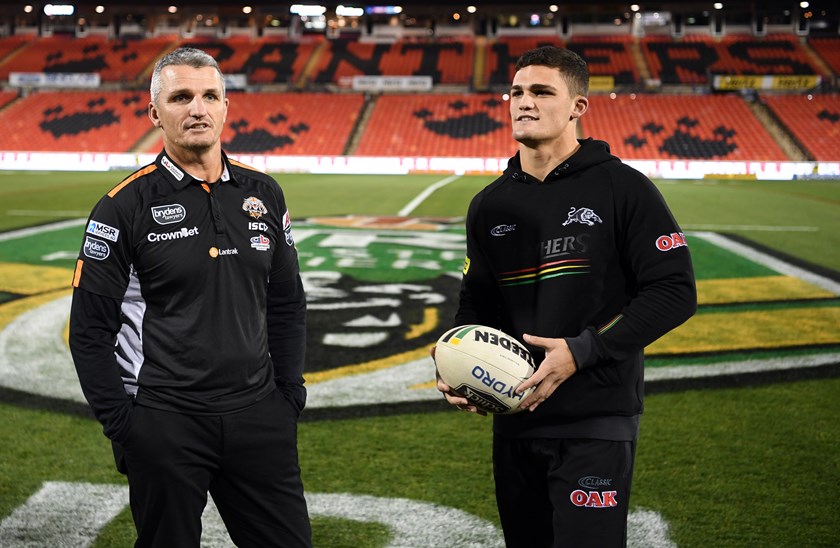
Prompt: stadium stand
<box><xmin>582</xmin><ymin>94</ymin><xmax>788</xmax><ymax>161</ymax></box>
<box><xmin>809</xmin><ymin>37</ymin><xmax>840</xmax><ymax>76</ymax></box>
<box><xmin>183</xmin><ymin>36</ymin><xmax>322</xmax><ymax>85</ymax></box>
<box><xmin>568</xmin><ymin>36</ymin><xmax>639</xmax><ymax>86</ymax></box>
<box><xmin>642</xmin><ymin>34</ymin><xmax>822</xmax><ymax>85</ymax></box>
<box><xmin>141</xmin><ymin>92</ymin><xmax>365</xmax><ymax>156</ymax></box>
<box><xmin>485</xmin><ymin>36</ymin><xmax>564</xmax><ymax>86</ymax></box>
<box><xmin>762</xmin><ymin>94</ymin><xmax>840</xmax><ymax>161</ymax></box>
<box><xmin>310</xmin><ymin>37</ymin><xmax>474</xmax><ymax>85</ymax></box>
<box><xmin>0</xmin><ymin>91</ymin><xmax>18</xmax><ymax>110</ymax></box>
<box><xmin>0</xmin><ymin>90</ymin><xmax>152</xmax><ymax>152</ymax></box>
<box><xmin>354</xmin><ymin>93</ymin><xmax>515</xmax><ymax>157</ymax></box>
<box><xmin>0</xmin><ymin>36</ymin><xmax>173</xmax><ymax>83</ymax></box>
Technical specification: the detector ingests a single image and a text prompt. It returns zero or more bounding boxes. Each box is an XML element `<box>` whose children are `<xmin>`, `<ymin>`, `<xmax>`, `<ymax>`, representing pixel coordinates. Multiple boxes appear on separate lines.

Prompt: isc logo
<box><xmin>248</xmin><ymin>222</ymin><xmax>268</xmax><ymax>231</ymax></box>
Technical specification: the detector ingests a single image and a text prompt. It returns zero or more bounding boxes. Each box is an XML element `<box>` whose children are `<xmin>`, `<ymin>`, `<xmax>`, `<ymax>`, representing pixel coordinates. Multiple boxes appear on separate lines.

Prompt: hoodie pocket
<box><xmin>587</xmin><ymin>363</ymin><xmax>621</xmax><ymax>386</ymax></box>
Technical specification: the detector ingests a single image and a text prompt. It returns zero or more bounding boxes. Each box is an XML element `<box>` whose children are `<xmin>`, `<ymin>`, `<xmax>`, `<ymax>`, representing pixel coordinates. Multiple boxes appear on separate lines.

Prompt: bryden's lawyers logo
<box><xmin>83</xmin><ymin>236</ymin><xmax>110</xmax><ymax>260</ymax></box>
<box><xmin>151</xmin><ymin>204</ymin><xmax>186</xmax><ymax>225</ymax></box>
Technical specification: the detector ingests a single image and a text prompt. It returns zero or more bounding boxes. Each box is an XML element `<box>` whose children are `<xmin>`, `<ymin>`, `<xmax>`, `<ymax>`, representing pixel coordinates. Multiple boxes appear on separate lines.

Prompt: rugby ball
<box><xmin>435</xmin><ymin>325</ymin><xmax>536</xmax><ymax>414</ymax></box>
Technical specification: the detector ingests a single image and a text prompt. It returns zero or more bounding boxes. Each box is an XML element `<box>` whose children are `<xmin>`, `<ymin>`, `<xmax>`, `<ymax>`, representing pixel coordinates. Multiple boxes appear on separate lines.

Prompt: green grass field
<box><xmin>1</xmin><ymin>171</ymin><xmax>839</xmax><ymax>547</ymax></box>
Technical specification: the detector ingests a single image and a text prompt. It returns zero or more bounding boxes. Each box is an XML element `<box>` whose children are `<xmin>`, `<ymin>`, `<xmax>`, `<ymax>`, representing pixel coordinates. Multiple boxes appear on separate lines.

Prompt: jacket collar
<box><xmin>155</xmin><ymin>149</ymin><xmax>240</xmax><ymax>190</ymax></box>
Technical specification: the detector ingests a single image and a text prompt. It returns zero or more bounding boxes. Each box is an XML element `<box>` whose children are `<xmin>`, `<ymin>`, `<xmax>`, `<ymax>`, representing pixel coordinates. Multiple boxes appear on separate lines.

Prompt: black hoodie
<box><xmin>455</xmin><ymin>138</ymin><xmax>696</xmax><ymax>440</ymax></box>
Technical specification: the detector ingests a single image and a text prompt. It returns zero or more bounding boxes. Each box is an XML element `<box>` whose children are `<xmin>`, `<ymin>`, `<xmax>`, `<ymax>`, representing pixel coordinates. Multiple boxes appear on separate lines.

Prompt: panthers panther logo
<box><xmin>562</xmin><ymin>207</ymin><xmax>603</xmax><ymax>227</ymax></box>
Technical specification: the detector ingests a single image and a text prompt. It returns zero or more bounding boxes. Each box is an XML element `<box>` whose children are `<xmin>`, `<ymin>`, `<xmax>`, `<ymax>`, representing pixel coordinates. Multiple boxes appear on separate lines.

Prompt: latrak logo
<box><xmin>656</xmin><ymin>232</ymin><xmax>688</xmax><ymax>252</ymax></box>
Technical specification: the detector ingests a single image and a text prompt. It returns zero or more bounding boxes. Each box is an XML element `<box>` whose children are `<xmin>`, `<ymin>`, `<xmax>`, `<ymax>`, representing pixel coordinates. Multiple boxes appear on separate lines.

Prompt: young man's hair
<box><xmin>514</xmin><ymin>46</ymin><xmax>589</xmax><ymax>98</ymax></box>
<box><xmin>150</xmin><ymin>47</ymin><xmax>224</xmax><ymax>105</ymax></box>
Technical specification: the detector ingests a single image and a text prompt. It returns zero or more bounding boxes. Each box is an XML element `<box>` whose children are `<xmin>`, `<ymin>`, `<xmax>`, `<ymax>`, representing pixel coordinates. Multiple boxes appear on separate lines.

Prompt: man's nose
<box><xmin>189</xmin><ymin>96</ymin><xmax>208</xmax><ymax>117</ymax></box>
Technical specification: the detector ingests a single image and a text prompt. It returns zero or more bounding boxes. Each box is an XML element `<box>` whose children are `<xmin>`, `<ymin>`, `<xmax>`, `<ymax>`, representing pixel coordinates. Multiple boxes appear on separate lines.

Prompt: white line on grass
<box><xmin>397</xmin><ymin>174</ymin><xmax>461</xmax><ymax>217</ymax></box>
<box><xmin>691</xmin><ymin>231</ymin><xmax>840</xmax><ymax>295</ymax></box>
<box><xmin>0</xmin><ymin>218</ymin><xmax>86</xmax><ymax>242</ymax></box>
<box><xmin>7</xmin><ymin>209</ymin><xmax>90</xmax><ymax>217</ymax></box>
<box><xmin>683</xmin><ymin>224</ymin><xmax>818</xmax><ymax>232</ymax></box>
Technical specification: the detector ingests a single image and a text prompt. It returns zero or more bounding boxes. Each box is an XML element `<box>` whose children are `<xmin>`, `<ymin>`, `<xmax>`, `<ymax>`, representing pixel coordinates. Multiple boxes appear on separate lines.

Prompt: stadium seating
<box><xmin>762</xmin><ymin>94</ymin><xmax>840</xmax><ymax>161</ymax></box>
<box><xmin>568</xmin><ymin>36</ymin><xmax>639</xmax><ymax>85</ymax></box>
<box><xmin>643</xmin><ymin>34</ymin><xmax>820</xmax><ymax>84</ymax></box>
<box><xmin>0</xmin><ymin>91</ymin><xmax>18</xmax><ymax>110</ymax></box>
<box><xmin>0</xmin><ymin>90</ymin><xmax>153</xmax><ymax>152</ymax></box>
<box><xmin>354</xmin><ymin>93</ymin><xmax>515</xmax><ymax>157</ymax></box>
<box><xmin>183</xmin><ymin>36</ymin><xmax>322</xmax><ymax>85</ymax></box>
<box><xmin>485</xmin><ymin>36</ymin><xmax>564</xmax><ymax>86</ymax></box>
<box><xmin>809</xmin><ymin>37</ymin><xmax>840</xmax><ymax>76</ymax></box>
<box><xmin>311</xmin><ymin>37</ymin><xmax>473</xmax><ymax>84</ymax></box>
<box><xmin>582</xmin><ymin>94</ymin><xmax>788</xmax><ymax>161</ymax></box>
<box><xmin>0</xmin><ymin>36</ymin><xmax>29</xmax><ymax>65</ymax></box>
<box><xmin>141</xmin><ymin>92</ymin><xmax>365</xmax><ymax>156</ymax></box>
<box><xmin>0</xmin><ymin>36</ymin><xmax>174</xmax><ymax>83</ymax></box>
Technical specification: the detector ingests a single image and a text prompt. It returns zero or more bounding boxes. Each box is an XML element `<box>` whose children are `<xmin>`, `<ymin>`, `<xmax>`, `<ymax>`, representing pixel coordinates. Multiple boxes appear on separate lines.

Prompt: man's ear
<box><xmin>148</xmin><ymin>103</ymin><xmax>162</xmax><ymax>128</ymax></box>
<box><xmin>571</xmin><ymin>96</ymin><xmax>588</xmax><ymax>120</ymax></box>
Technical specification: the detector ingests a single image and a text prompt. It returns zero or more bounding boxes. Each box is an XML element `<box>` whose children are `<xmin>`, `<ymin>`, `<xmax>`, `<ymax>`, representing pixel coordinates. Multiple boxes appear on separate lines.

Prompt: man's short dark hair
<box><xmin>514</xmin><ymin>46</ymin><xmax>589</xmax><ymax>98</ymax></box>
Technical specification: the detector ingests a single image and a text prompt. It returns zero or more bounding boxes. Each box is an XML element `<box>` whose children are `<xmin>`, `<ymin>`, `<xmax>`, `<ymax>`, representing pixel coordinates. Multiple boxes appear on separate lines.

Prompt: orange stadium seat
<box><xmin>0</xmin><ymin>91</ymin><xmax>19</xmax><ymax>110</ymax></box>
<box><xmin>762</xmin><ymin>94</ymin><xmax>840</xmax><ymax>161</ymax></box>
<box><xmin>808</xmin><ymin>37</ymin><xmax>840</xmax><ymax>76</ymax></box>
<box><xmin>0</xmin><ymin>36</ymin><xmax>29</xmax><ymax>65</ymax></box>
<box><xmin>643</xmin><ymin>34</ymin><xmax>820</xmax><ymax>84</ymax></box>
<box><xmin>568</xmin><ymin>36</ymin><xmax>639</xmax><ymax>85</ymax></box>
<box><xmin>0</xmin><ymin>90</ymin><xmax>153</xmax><ymax>152</ymax></box>
<box><xmin>354</xmin><ymin>93</ymin><xmax>514</xmax><ymax>158</ymax></box>
<box><xmin>142</xmin><ymin>92</ymin><xmax>365</xmax><ymax>156</ymax></box>
<box><xmin>312</xmin><ymin>38</ymin><xmax>473</xmax><ymax>84</ymax></box>
<box><xmin>485</xmin><ymin>36</ymin><xmax>564</xmax><ymax>85</ymax></box>
<box><xmin>0</xmin><ymin>36</ymin><xmax>174</xmax><ymax>83</ymax></box>
<box><xmin>183</xmin><ymin>36</ymin><xmax>321</xmax><ymax>84</ymax></box>
<box><xmin>582</xmin><ymin>94</ymin><xmax>788</xmax><ymax>161</ymax></box>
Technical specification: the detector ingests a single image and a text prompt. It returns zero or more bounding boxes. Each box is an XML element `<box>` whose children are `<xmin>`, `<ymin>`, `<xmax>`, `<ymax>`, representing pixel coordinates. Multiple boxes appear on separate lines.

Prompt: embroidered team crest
<box><xmin>562</xmin><ymin>207</ymin><xmax>602</xmax><ymax>227</ymax></box>
<box><xmin>242</xmin><ymin>197</ymin><xmax>268</xmax><ymax>219</ymax></box>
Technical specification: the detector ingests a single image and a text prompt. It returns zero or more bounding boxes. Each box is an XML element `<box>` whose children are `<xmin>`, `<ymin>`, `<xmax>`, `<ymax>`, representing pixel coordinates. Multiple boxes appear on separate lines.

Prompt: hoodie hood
<box><xmin>503</xmin><ymin>138</ymin><xmax>620</xmax><ymax>183</ymax></box>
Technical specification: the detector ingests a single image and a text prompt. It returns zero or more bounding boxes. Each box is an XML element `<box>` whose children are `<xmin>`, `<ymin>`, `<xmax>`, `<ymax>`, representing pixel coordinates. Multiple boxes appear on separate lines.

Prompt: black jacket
<box><xmin>69</xmin><ymin>150</ymin><xmax>306</xmax><ymax>443</ymax></box>
<box><xmin>456</xmin><ymin>138</ymin><xmax>696</xmax><ymax>440</ymax></box>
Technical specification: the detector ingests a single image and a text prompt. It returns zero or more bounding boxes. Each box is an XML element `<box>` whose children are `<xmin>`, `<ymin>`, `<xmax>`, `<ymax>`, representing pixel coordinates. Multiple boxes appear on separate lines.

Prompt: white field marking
<box><xmin>683</xmin><ymin>224</ymin><xmax>818</xmax><ymax>232</ymax></box>
<box><xmin>397</xmin><ymin>174</ymin><xmax>461</xmax><ymax>217</ymax></box>
<box><xmin>0</xmin><ymin>218</ymin><xmax>86</xmax><ymax>242</ymax></box>
<box><xmin>646</xmin><ymin>353</ymin><xmax>840</xmax><ymax>382</ymax></box>
<box><xmin>7</xmin><ymin>210</ymin><xmax>90</xmax><ymax>217</ymax></box>
<box><xmin>0</xmin><ymin>482</ymin><xmax>128</xmax><ymax>548</ymax></box>
<box><xmin>690</xmin><ymin>231</ymin><xmax>840</xmax><ymax>295</ymax></box>
<box><xmin>0</xmin><ymin>482</ymin><xmax>676</xmax><ymax>548</ymax></box>
<box><xmin>0</xmin><ymin>294</ymin><xmax>85</xmax><ymax>403</ymax></box>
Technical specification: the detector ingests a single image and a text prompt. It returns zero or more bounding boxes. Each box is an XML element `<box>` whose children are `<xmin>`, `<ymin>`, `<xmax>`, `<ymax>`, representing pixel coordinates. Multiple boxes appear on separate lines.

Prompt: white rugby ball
<box><xmin>435</xmin><ymin>324</ymin><xmax>536</xmax><ymax>415</ymax></box>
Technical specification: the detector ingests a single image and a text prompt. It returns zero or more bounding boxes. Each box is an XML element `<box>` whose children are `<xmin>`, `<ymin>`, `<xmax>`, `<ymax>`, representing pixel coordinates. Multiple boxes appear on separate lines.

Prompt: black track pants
<box><xmin>114</xmin><ymin>389</ymin><xmax>311</xmax><ymax>548</ymax></box>
<box><xmin>493</xmin><ymin>436</ymin><xmax>636</xmax><ymax>548</ymax></box>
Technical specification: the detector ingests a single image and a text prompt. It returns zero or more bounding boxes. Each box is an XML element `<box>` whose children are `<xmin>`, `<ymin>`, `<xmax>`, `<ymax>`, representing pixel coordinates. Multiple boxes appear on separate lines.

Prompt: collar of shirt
<box><xmin>155</xmin><ymin>149</ymin><xmax>241</xmax><ymax>191</ymax></box>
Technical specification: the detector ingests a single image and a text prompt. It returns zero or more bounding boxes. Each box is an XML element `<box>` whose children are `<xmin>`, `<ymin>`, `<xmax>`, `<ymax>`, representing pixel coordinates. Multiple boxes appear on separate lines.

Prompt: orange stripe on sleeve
<box><xmin>72</xmin><ymin>259</ymin><xmax>84</xmax><ymax>288</ymax></box>
<box><xmin>108</xmin><ymin>164</ymin><xmax>157</xmax><ymax>198</ymax></box>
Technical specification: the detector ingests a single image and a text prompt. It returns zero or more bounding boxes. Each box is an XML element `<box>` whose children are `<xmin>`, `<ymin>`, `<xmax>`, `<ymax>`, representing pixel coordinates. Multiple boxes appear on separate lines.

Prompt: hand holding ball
<box><xmin>434</xmin><ymin>325</ymin><xmax>536</xmax><ymax>414</ymax></box>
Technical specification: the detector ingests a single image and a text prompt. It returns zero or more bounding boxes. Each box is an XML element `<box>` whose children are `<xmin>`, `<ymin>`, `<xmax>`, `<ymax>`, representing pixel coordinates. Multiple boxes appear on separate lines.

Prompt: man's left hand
<box><xmin>515</xmin><ymin>334</ymin><xmax>577</xmax><ymax>412</ymax></box>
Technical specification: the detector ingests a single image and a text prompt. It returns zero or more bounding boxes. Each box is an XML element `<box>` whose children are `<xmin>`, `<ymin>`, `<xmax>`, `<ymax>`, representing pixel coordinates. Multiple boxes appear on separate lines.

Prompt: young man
<box><xmin>69</xmin><ymin>47</ymin><xmax>311</xmax><ymax>547</ymax></box>
<box><xmin>434</xmin><ymin>46</ymin><xmax>696</xmax><ymax>546</ymax></box>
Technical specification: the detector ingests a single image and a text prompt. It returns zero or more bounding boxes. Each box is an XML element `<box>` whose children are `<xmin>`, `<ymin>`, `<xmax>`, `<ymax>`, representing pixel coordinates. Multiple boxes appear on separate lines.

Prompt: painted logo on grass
<box><xmin>0</xmin><ymin>218</ymin><xmax>839</xmax><ymax>414</ymax></box>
